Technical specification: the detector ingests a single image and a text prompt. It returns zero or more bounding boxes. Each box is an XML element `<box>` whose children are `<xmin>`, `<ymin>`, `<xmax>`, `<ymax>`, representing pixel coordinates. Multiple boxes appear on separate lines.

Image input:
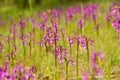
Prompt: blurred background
<box><xmin>0</xmin><ymin>0</ymin><xmax>119</xmax><ymax>9</ymax></box>
<box><xmin>0</xmin><ymin>0</ymin><xmax>119</xmax><ymax>18</ymax></box>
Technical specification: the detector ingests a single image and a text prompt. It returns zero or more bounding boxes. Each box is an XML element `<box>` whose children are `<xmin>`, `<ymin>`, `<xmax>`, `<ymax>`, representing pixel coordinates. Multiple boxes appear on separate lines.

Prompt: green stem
<box><xmin>54</xmin><ymin>36</ymin><xmax>57</xmax><ymax>68</ymax></box>
<box><xmin>76</xmin><ymin>41</ymin><xmax>79</xmax><ymax>78</ymax></box>
<box><xmin>8</xmin><ymin>40</ymin><xmax>11</xmax><ymax>61</ymax></box>
<box><xmin>29</xmin><ymin>41</ymin><xmax>32</xmax><ymax>57</ymax></box>
<box><xmin>23</xmin><ymin>41</ymin><xmax>26</xmax><ymax>59</ymax></box>
<box><xmin>97</xmin><ymin>27</ymin><xmax>99</xmax><ymax>39</ymax></box>
<box><xmin>86</xmin><ymin>38</ymin><xmax>89</xmax><ymax>64</ymax></box>
<box><xmin>45</xmin><ymin>43</ymin><xmax>48</xmax><ymax>57</ymax></box>
<box><xmin>62</xmin><ymin>31</ymin><xmax>65</xmax><ymax>47</ymax></box>
<box><xmin>70</xmin><ymin>44</ymin><xmax>72</xmax><ymax>58</ymax></box>
<box><xmin>66</xmin><ymin>61</ymin><xmax>69</xmax><ymax>80</ymax></box>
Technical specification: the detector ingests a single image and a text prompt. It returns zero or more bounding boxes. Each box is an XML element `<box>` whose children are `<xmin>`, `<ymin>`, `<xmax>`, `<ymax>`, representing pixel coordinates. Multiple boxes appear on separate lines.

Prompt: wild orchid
<box><xmin>41</xmin><ymin>22</ymin><xmax>60</xmax><ymax>67</ymax></box>
<box><xmin>0</xmin><ymin>61</ymin><xmax>36</xmax><ymax>80</ymax></box>
<box><xmin>51</xmin><ymin>9</ymin><xmax>62</xmax><ymax>24</ymax></box>
<box><xmin>112</xmin><ymin>14</ymin><xmax>120</xmax><ymax>40</ymax></box>
<box><xmin>111</xmin><ymin>4</ymin><xmax>120</xmax><ymax>40</ymax></box>
<box><xmin>77</xmin><ymin>17</ymin><xmax>85</xmax><ymax>34</ymax></box>
<box><xmin>68</xmin><ymin>36</ymin><xmax>74</xmax><ymax>58</ymax></box>
<box><xmin>76</xmin><ymin>35</ymin><xmax>94</xmax><ymax>77</ymax></box>
<box><xmin>19</xmin><ymin>17</ymin><xmax>26</xmax><ymax>59</ymax></box>
<box><xmin>9</xmin><ymin>26</ymin><xmax>18</xmax><ymax>52</ymax></box>
<box><xmin>90</xmin><ymin>50</ymin><xmax>105</xmax><ymax>79</ymax></box>
<box><xmin>28</xmin><ymin>32</ymin><xmax>35</xmax><ymax>57</ymax></box>
<box><xmin>65</xmin><ymin>7</ymin><xmax>75</xmax><ymax>25</ymax></box>
<box><xmin>81</xmin><ymin>50</ymin><xmax>105</xmax><ymax>80</ymax></box>
<box><xmin>6</xmin><ymin>35</ymin><xmax>11</xmax><ymax>55</ymax></box>
<box><xmin>60</xmin><ymin>27</ymin><xmax>66</xmax><ymax>47</ymax></box>
<box><xmin>94</xmin><ymin>24</ymin><xmax>102</xmax><ymax>38</ymax></box>
<box><xmin>52</xmin><ymin>45</ymin><xmax>75</xmax><ymax>80</ymax></box>
<box><xmin>29</xmin><ymin>17</ymin><xmax>38</xmax><ymax>35</ymax></box>
<box><xmin>83</xmin><ymin>3</ymin><xmax>98</xmax><ymax>23</ymax></box>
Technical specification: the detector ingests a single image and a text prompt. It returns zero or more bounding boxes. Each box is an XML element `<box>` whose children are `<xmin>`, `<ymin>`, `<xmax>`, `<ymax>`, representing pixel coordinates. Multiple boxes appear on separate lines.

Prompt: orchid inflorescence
<box><xmin>0</xmin><ymin>61</ymin><xmax>36</xmax><ymax>80</ymax></box>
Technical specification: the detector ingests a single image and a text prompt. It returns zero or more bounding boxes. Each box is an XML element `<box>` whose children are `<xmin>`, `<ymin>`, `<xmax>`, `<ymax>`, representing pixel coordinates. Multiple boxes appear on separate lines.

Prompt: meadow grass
<box><xmin>0</xmin><ymin>1</ymin><xmax>120</xmax><ymax>80</ymax></box>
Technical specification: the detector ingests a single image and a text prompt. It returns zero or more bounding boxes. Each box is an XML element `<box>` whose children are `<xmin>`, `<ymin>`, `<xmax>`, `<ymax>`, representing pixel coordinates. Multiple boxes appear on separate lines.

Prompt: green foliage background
<box><xmin>0</xmin><ymin>0</ymin><xmax>119</xmax><ymax>20</ymax></box>
<box><xmin>0</xmin><ymin>0</ymin><xmax>119</xmax><ymax>9</ymax></box>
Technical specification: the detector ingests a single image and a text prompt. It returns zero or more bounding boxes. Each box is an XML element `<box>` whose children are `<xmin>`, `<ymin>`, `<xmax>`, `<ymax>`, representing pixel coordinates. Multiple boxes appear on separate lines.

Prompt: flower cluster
<box><xmin>77</xmin><ymin>35</ymin><xmax>94</xmax><ymax>49</ymax></box>
<box><xmin>19</xmin><ymin>31</ymin><xmax>35</xmax><ymax>46</ymax></box>
<box><xmin>112</xmin><ymin>14</ymin><xmax>120</xmax><ymax>33</ymax></box>
<box><xmin>83</xmin><ymin>3</ymin><xmax>98</xmax><ymax>20</ymax></box>
<box><xmin>77</xmin><ymin>18</ymin><xmax>85</xmax><ymax>29</ymax></box>
<box><xmin>109</xmin><ymin>4</ymin><xmax>120</xmax><ymax>17</ymax></box>
<box><xmin>51</xmin><ymin>9</ymin><xmax>62</xmax><ymax>19</ymax></box>
<box><xmin>20</xmin><ymin>17</ymin><xmax>26</xmax><ymax>28</ymax></box>
<box><xmin>68</xmin><ymin>36</ymin><xmax>74</xmax><ymax>45</ymax></box>
<box><xmin>0</xmin><ymin>62</ymin><xmax>36</xmax><ymax>80</ymax></box>
<box><xmin>41</xmin><ymin>23</ymin><xmax>60</xmax><ymax>46</ymax></box>
<box><xmin>52</xmin><ymin>45</ymin><xmax>74</xmax><ymax>65</ymax></box>
<box><xmin>91</xmin><ymin>50</ymin><xmax>105</xmax><ymax>78</ymax></box>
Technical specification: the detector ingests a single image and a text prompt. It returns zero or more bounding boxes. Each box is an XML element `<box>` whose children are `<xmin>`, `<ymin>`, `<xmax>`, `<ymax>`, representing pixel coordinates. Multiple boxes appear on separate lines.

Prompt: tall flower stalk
<box><xmin>6</xmin><ymin>35</ymin><xmax>11</xmax><ymax>61</ymax></box>
<box><xmin>28</xmin><ymin>32</ymin><xmax>34</xmax><ymax>57</ymax></box>
<box><xmin>61</xmin><ymin>28</ymin><xmax>66</xmax><ymax>47</ymax></box>
<box><xmin>76</xmin><ymin>35</ymin><xmax>94</xmax><ymax>77</ymax></box>
<box><xmin>86</xmin><ymin>37</ymin><xmax>94</xmax><ymax>64</ymax></box>
<box><xmin>90</xmin><ymin>50</ymin><xmax>105</xmax><ymax>79</ymax></box>
<box><xmin>110</xmin><ymin>4</ymin><xmax>120</xmax><ymax>41</ymax></box>
<box><xmin>77</xmin><ymin>18</ymin><xmax>84</xmax><ymax>34</ymax></box>
<box><xmin>0</xmin><ymin>61</ymin><xmax>36</xmax><ymax>80</ymax></box>
<box><xmin>68</xmin><ymin>36</ymin><xmax>74</xmax><ymax>58</ymax></box>
<box><xmin>112</xmin><ymin>15</ymin><xmax>120</xmax><ymax>41</ymax></box>
<box><xmin>94</xmin><ymin>24</ymin><xmax>102</xmax><ymax>39</ymax></box>
<box><xmin>41</xmin><ymin>22</ymin><xmax>60</xmax><ymax>67</ymax></box>
<box><xmin>85</xmin><ymin>37</ymin><xmax>89</xmax><ymax>64</ymax></box>
<box><xmin>82</xmin><ymin>50</ymin><xmax>105</xmax><ymax>80</ymax></box>
<box><xmin>20</xmin><ymin>17</ymin><xmax>26</xmax><ymax>59</ymax></box>
<box><xmin>52</xmin><ymin>45</ymin><xmax>74</xmax><ymax>80</ymax></box>
<box><xmin>76</xmin><ymin>37</ymin><xmax>79</xmax><ymax>78</ymax></box>
<box><xmin>53</xmin><ymin>23</ymin><xmax>59</xmax><ymax>68</ymax></box>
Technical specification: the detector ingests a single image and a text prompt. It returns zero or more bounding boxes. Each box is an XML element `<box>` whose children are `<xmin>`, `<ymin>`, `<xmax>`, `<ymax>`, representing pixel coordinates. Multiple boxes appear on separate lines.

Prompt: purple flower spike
<box><xmin>78</xmin><ymin>18</ymin><xmax>84</xmax><ymax>28</ymax></box>
<box><xmin>52</xmin><ymin>45</ymin><xmax>74</xmax><ymax>65</ymax></box>
<box><xmin>91</xmin><ymin>50</ymin><xmax>105</xmax><ymax>78</ymax></box>
<box><xmin>112</xmin><ymin>16</ymin><xmax>120</xmax><ymax>33</ymax></box>
<box><xmin>68</xmin><ymin>36</ymin><xmax>74</xmax><ymax>45</ymax></box>
<box><xmin>78</xmin><ymin>36</ymin><xmax>87</xmax><ymax>48</ymax></box>
<box><xmin>20</xmin><ymin>18</ymin><xmax>26</xmax><ymax>28</ymax></box>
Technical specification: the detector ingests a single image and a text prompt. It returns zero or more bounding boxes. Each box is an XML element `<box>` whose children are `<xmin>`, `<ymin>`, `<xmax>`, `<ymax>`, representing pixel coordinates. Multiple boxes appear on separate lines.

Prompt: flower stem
<box><xmin>29</xmin><ymin>41</ymin><xmax>32</xmax><ymax>57</ymax></box>
<box><xmin>23</xmin><ymin>42</ymin><xmax>26</xmax><ymax>59</ymax></box>
<box><xmin>70</xmin><ymin>44</ymin><xmax>72</xmax><ymax>58</ymax></box>
<box><xmin>66</xmin><ymin>61</ymin><xmax>69</xmax><ymax>80</ymax></box>
<box><xmin>76</xmin><ymin>41</ymin><xmax>79</xmax><ymax>78</ymax></box>
<box><xmin>54</xmin><ymin>36</ymin><xmax>57</xmax><ymax>68</ymax></box>
<box><xmin>97</xmin><ymin>26</ymin><xmax>99</xmax><ymax>39</ymax></box>
<box><xmin>86</xmin><ymin>38</ymin><xmax>89</xmax><ymax>64</ymax></box>
<box><xmin>45</xmin><ymin>43</ymin><xmax>48</xmax><ymax>57</ymax></box>
<box><xmin>8</xmin><ymin>39</ymin><xmax>11</xmax><ymax>61</ymax></box>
